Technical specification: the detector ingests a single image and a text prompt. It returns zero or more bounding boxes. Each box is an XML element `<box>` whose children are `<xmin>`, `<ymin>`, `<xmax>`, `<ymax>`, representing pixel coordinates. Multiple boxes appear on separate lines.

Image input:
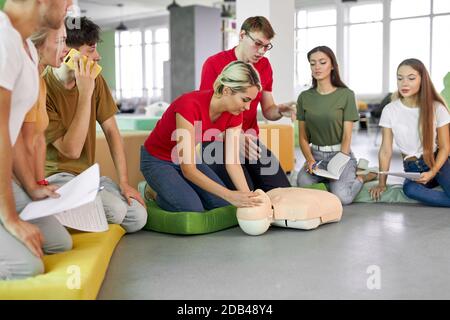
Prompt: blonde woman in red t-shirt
<box><xmin>141</xmin><ymin>61</ymin><xmax>264</xmax><ymax>212</ymax></box>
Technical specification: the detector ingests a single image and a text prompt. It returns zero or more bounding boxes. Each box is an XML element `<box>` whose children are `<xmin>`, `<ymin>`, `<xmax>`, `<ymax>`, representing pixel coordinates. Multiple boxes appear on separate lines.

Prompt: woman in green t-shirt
<box><xmin>296</xmin><ymin>46</ymin><xmax>375</xmax><ymax>205</ymax></box>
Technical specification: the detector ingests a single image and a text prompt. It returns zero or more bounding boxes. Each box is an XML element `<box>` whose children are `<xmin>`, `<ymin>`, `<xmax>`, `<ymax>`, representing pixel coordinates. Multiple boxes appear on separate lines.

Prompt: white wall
<box><xmin>236</xmin><ymin>0</ymin><xmax>296</xmax><ymax>117</ymax></box>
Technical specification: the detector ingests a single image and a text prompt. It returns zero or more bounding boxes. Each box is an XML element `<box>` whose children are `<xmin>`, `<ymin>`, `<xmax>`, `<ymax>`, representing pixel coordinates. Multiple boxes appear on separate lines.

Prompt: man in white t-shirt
<box><xmin>0</xmin><ymin>0</ymin><xmax>72</xmax><ymax>280</ymax></box>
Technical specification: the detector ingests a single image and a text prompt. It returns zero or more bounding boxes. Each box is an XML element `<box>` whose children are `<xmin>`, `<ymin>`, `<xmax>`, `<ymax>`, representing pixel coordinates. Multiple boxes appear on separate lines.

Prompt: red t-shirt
<box><xmin>144</xmin><ymin>90</ymin><xmax>243</xmax><ymax>162</ymax></box>
<box><xmin>199</xmin><ymin>47</ymin><xmax>273</xmax><ymax>136</ymax></box>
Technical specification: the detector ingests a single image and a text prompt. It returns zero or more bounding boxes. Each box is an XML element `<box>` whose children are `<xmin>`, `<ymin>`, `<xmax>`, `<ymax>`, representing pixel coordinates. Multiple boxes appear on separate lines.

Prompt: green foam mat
<box><xmin>301</xmin><ymin>181</ymin><xmax>421</xmax><ymax>203</ymax></box>
<box><xmin>301</xmin><ymin>183</ymin><xmax>328</xmax><ymax>191</ymax></box>
<box><xmin>138</xmin><ymin>181</ymin><xmax>238</xmax><ymax>235</ymax></box>
<box><xmin>354</xmin><ymin>181</ymin><xmax>419</xmax><ymax>204</ymax></box>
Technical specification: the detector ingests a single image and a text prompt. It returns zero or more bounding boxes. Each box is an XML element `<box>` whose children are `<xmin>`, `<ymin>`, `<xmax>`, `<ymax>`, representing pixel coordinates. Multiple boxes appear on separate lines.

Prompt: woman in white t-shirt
<box><xmin>370</xmin><ymin>58</ymin><xmax>450</xmax><ymax>207</ymax></box>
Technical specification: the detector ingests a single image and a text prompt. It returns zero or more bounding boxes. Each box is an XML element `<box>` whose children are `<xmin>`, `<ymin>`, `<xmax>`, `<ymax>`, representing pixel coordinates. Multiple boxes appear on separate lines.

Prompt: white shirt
<box><xmin>0</xmin><ymin>11</ymin><xmax>39</xmax><ymax>145</ymax></box>
<box><xmin>379</xmin><ymin>98</ymin><xmax>450</xmax><ymax>160</ymax></box>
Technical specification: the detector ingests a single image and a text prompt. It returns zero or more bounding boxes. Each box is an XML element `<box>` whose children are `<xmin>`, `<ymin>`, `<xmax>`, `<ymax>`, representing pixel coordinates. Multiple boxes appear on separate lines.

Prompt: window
<box><xmin>295</xmin><ymin>0</ymin><xmax>450</xmax><ymax>95</ymax></box>
<box><xmin>116</xmin><ymin>30</ymin><xmax>143</xmax><ymax>99</ymax></box>
<box><xmin>389</xmin><ymin>0</ymin><xmax>450</xmax><ymax>92</ymax></box>
<box><xmin>345</xmin><ymin>3</ymin><xmax>383</xmax><ymax>94</ymax></box>
<box><xmin>434</xmin><ymin>0</ymin><xmax>450</xmax><ymax>14</ymax></box>
<box><xmin>145</xmin><ymin>28</ymin><xmax>169</xmax><ymax>99</ymax></box>
<box><xmin>389</xmin><ymin>17</ymin><xmax>430</xmax><ymax>91</ymax></box>
<box><xmin>432</xmin><ymin>16</ymin><xmax>450</xmax><ymax>91</ymax></box>
<box><xmin>115</xmin><ymin>27</ymin><xmax>169</xmax><ymax>101</ymax></box>
<box><xmin>223</xmin><ymin>19</ymin><xmax>239</xmax><ymax>50</ymax></box>
<box><xmin>295</xmin><ymin>8</ymin><xmax>336</xmax><ymax>88</ymax></box>
<box><xmin>390</xmin><ymin>0</ymin><xmax>430</xmax><ymax>18</ymax></box>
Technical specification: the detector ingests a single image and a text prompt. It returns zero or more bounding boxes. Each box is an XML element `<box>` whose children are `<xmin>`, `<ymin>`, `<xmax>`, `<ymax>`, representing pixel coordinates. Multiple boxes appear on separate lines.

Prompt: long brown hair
<box><xmin>395</xmin><ymin>58</ymin><xmax>447</xmax><ymax>167</ymax></box>
<box><xmin>307</xmin><ymin>46</ymin><xmax>347</xmax><ymax>89</ymax></box>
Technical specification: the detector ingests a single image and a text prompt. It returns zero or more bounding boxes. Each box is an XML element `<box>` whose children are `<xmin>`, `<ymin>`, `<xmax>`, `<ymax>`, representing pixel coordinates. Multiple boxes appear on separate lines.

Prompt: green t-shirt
<box><xmin>296</xmin><ymin>87</ymin><xmax>359</xmax><ymax>146</ymax></box>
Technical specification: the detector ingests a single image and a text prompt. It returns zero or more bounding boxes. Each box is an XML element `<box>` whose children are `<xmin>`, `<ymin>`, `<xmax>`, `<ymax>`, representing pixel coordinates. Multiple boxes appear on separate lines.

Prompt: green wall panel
<box><xmin>97</xmin><ymin>30</ymin><xmax>116</xmax><ymax>91</ymax></box>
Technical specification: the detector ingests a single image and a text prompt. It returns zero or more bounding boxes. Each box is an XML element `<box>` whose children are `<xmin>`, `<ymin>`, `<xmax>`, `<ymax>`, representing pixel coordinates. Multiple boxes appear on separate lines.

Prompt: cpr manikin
<box><xmin>237</xmin><ymin>188</ymin><xmax>343</xmax><ymax>235</ymax></box>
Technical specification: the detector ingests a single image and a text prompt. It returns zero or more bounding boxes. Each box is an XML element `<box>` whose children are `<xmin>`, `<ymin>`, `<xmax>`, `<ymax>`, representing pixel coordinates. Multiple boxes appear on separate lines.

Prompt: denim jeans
<box><xmin>140</xmin><ymin>146</ymin><xmax>230</xmax><ymax>212</ymax></box>
<box><xmin>403</xmin><ymin>156</ymin><xmax>450</xmax><ymax>207</ymax></box>
<box><xmin>296</xmin><ymin>149</ymin><xmax>363</xmax><ymax>205</ymax></box>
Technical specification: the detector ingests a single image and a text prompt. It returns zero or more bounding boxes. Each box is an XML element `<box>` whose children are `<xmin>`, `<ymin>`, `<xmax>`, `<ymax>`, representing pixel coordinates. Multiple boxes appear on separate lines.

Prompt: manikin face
<box><xmin>309</xmin><ymin>51</ymin><xmax>334</xmax><ymax>82</ymax></box>
<box><xmin>239</xmin><ymin>30</ymin><xmax>273</xmax><ymax>64</ymax></box>
<box><xmin>39</xmin><ymin>24</ymin><xmax>69</xmax><ymax>68</ymax></box>
<box><xmin>40</xmin><ymin>0</ymin><xmax>73</xmax><ymax>30</ymax></box>
<box><xmin>77</xmin><ymin>43</ymin><xmax>101</xmax><ymax>62</ymax></box>
<box><xmin>397</xmin><ymin>65</ymin><xmax>421</xmax><ymax>99</ymax></box>
<box><xmin>223</xmin><ymin>85</ymin><xmax>259</xmax><ymax>116</ymax></box>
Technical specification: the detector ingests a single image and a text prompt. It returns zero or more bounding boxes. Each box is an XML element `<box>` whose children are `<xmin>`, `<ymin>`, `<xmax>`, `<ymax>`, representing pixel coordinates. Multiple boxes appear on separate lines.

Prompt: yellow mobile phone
<box><xmin>63</xmin><ymin>48</ymin><xmax>102</xmax><ymax>78</ymax></box>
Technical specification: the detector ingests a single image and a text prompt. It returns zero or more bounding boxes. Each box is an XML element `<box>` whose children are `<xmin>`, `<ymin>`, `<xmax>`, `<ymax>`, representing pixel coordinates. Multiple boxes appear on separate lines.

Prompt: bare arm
<box><xmin>0</xmin><ymin>87</ymin><xmax>18</xmax><ymax>224</ymax></box>
<box><xmin>13</xmin><ymin>132</ymin><xmax>59</xmax><ymax>200</ymax></box>
<box><xmin>431</xmin><ymin>124</ymin><xmax>450</xmax><ymax>174</ymax></box>
<box><xmin>34</xmin><ymin>133</ymin><xmax>47</xmax><ymax>181</ymax></box>
<box><xmin>20</xmin><ymin>122</ymin><xmax>36</xmax><ymax>179</ymax></box>
<box><xmin>177</xmin><ymin>114</ymin><xmax>234</xmax><ymax>197</ymax></box>
<box><xmin>298</xmin><ymin>120</ymin><xmax>316</xmax><ymax>172</ymax></box>
<box><xmin>100</xmin><ymin>116</ymin><xmax>145</xmax><ymax>207</ymax></box>
<box><xmin>260</xmin><ymin>91</ymin><xmax>296</xmax><ymax>121</ymax></box>
<box><xmin>52</xmin><ymin>57</ymin><xmax>95</xmax><ymax>159</ymax></box>
<box><xmin>0</xmin><ymin>87</ymin><xmax>44</xmax><ymax>258</ymax></box>
<box><xmin>176</xmin><ymin>114</ymin><xmax>260</xmax><ymax>207</ymax></box>
<box><xmin>340</xmin><ymin>121</ymin><xmax>354</xmax><ymax>155</ymax></box>
<box><xmin>415</xmin><ymin>123</ymin><xmax>450</xmax><ymax>185</ymax></box>
<box><xmin>225</xmin><ymin>126</ymin><xmax>251</xmax><ymax>192</ymax></box>
<box><xmin>377</xmin><ymin>127</ymin><xmax>394</xmax><ymax>186</ymax></box>
<box><xmin>369</xmin><ymin>127</ymin><xmax>393</xmax><ymax>201</ymax></box>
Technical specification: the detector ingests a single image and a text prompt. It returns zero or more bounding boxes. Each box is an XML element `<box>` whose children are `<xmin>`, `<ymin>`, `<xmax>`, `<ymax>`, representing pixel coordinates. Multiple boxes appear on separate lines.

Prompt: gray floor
<box><xmin>98</xmin><ymin>127</ymin><xmax>450</xmax><ymax>300</ymax></box>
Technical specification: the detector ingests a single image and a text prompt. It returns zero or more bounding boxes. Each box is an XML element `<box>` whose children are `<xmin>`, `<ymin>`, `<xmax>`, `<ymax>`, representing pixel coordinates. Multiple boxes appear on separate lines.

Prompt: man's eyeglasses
<box><xmin>246</xmin><ymin>33</ymin><xmax>273</xmax><ymax>51</ymax></box>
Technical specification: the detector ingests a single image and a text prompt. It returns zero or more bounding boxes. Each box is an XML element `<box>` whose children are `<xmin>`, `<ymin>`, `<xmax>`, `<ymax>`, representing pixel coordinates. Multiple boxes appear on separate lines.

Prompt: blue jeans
<box><xmin>296</xmin><ymin>149</ymin><xmax>363</xmax><ymax>205</ymax></box>
<box><xmin>403</xmin><ymin>156</ymin><xmax>450</xmax><ymax>207</ymax></box>
<box><xmin>140</xmin><ymin>146</ymin><xmax>230</xmax><ymax>212</ymax></box>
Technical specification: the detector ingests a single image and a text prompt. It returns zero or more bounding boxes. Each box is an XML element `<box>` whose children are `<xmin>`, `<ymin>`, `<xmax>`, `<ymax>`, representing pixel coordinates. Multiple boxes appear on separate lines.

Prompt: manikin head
<box><xmin>236</xmin><ymin>189</ymin><xmax>272</xmax><ymax>236</ymax></box>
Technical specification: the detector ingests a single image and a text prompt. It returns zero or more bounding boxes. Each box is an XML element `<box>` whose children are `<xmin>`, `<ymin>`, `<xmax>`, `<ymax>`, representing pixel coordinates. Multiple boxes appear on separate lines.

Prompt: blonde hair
<box><xmin>30</xmin><ymin>28</ymin><xmax>50</xmax><ymax>49</ymax></box>
<box><xmin>213</xmin><ymin>61</ymin><xmax>262</xmax><ymax>97</ymax></box>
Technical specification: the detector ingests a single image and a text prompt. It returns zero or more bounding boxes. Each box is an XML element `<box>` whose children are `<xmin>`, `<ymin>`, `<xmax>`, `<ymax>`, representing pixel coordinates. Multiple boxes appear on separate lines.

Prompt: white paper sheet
<box><xmin>54</xmin><ymin>196</ymin><xmax>108</xmax><ymax>232</ymax></box>
<box><xmin>20</xmin><ymin>163</ymin><xmax>101</xmax><ymax>222</ymax></box>
<box><xmin>379</xmin><ymin>171</ymin><xmax>421</xmax><ymax>180</ymax></box>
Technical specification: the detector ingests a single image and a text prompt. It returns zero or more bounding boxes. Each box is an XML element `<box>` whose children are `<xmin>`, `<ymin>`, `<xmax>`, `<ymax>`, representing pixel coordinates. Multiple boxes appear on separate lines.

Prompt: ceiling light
<box><xmin>115</xmin><ymin>3</ymin><xmax>128</xmax><ymax>31</ymax></box>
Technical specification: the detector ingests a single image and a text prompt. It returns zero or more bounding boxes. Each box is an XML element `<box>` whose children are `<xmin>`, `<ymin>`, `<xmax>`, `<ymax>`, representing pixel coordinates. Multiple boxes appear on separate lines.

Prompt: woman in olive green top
<box><xmin>296</xmin><ymin>46</ymin><xmax>374</xmax><ymax>205</ymax></box>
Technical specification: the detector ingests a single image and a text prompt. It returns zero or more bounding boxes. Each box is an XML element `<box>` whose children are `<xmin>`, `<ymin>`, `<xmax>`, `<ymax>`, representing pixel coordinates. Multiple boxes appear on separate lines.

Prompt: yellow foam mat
<box><xmin>0</xmin><ymin>224</ymin><xmax>125</xmax><ymax>300</ymax></box>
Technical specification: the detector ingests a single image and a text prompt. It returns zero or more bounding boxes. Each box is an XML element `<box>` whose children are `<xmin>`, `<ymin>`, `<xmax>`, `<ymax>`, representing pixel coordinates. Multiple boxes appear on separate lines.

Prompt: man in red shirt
<box><xmin>200</xmin><ymin>16</ymin><xmax>294</xmax><ymax>191</ymax></box>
